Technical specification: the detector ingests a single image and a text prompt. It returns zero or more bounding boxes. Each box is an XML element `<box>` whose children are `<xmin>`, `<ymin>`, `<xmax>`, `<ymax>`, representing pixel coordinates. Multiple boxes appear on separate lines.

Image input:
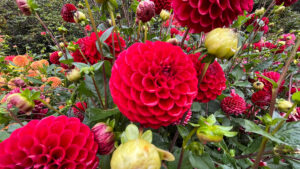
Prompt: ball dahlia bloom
<box><xmin>251</xmin><ymin>90</ymin><xmax>271</xmax><ymax>107</ymax></box>
<box><xmin>172</xmin><ymin>0</ymin><xmax>254</xmax><ymax>33</ymax></box>
<box><xmin>72</xmin><ymin>102</ymin><xmax>87</xmax><ymax>122</ymax></box>
<box><xmin>136</xmin><ymin>0</ymin><xmax>155</xmax><ymax>23</ymax></box>
<box><xmin>61</xmin><ymin>4</ymin><xmax>77</xmax><ymax>23</ymax></box>
<box><xmin>12</xmin><ymin>55</ymin><xmax>30</xmax><ymax>67</ymax></box>
<box><xmin>150</xmin><ymin>0</ymin><xmax>171</xmax><ymax>14</ymax></box>
<box><xmin>256</xmin><ymin>71</ymin><xmax>285</xmax><ymax>94</ymax></box>
<box><xmin>190</xmin><ymin>53</ymin><xmax>226</xmax><ymax>103</ymax></box>
<box><xmin>47</xmin><ymin>77</ymin><xmax>62</xmax><ymax>88</ymax></box>
<box><xmin>0</xmin><ymin>116</ymin><xmax>99</xmax><ymax>168</ymax></box>
<box><xmin>50</xmin><ymin>51</ymin><xmax>61</xmax><ymax>64</ymax></box>
<box><xmin>276</xmin><ymin>0</ymin><xmax>298</xmax><ymax>6</ymax></box>
<box><xmin>110</xmin><ymin>41</ymin><xmax>198</xmax><ymax>129</ymax></box>
<box><xmin>221</xmin><ymin>90</ymin><xmax>247</xmax><ymax>116</ymax></box>
<box><xmin>72</xmin><ymin>30</ymin><xmax>126</xmax><ymax>64</ymax></box>
<box><xmin>16</xmin><ymin>0</ymin><xmax>31</xmax><ymax>16</ymax></box>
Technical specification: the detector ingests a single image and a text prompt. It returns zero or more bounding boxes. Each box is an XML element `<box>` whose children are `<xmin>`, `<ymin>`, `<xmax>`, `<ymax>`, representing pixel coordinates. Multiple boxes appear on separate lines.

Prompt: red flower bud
<box><xmin>7</xmin><ymin>93</ymin><xmax>34</xmax><ymax>112</ymax></box>
<box><xmin>92</xmin><ymin>123</ymin><xmax>115</xmax><ymax>155</ymax></box>
<box><xmin>136</xmin><ymin>0</ymin><xmax>155</xmax><ymax>23</ymax></box>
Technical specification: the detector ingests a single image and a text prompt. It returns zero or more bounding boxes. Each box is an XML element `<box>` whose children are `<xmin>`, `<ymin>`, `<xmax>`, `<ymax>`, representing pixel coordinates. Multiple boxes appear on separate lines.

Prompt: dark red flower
<box><xmin>221</xmin><ymin>90</ymin><xmax>247</xmax><ymax>116</ymax></box>
<box><xmin>61</xmin><ymin>4</ymin><xmax>77</xmax><ymax>23</ymax></box>
<box><xmin>190</xmin><ymin>53</ymin><xmax>226</xmax><ymax>103</ymax></box>
<box><xmin>150</xmin><ymin>0</ymin><xmax>171</xmax><ymax>14</ymax></box>
<box><xmin>276</xmin><ymin>0</ymin><xmax>298</xmax><ymax>6</ymax></box>
<box><xmin>251</xmin><ymin>90</ymin><xmax>271</xmax><ymax>107</ymax></box>
<box><xmin>0</xmin><ymin>116</ymin><xmax>99</xmax><ymax>168</ymax></box>
<box><xmin>109</xmin><ymin>41</ymin><xmax>198</xmax><ymax>129</ymax></box>
<box><xmin>172</xmin><ymin>0</ymin><xmax>254</xmax><ymax>33</ymax></box>
<box><xmin>49</xmin><ymin>51</ymin><xmax>61</xmax><ymax>65</ymax></box>
<box><xmin>72</xmin><ymin>102</ymin><xmax>87</xmax><ymax>122</ymax></box>
<box><xmin>72</xmin><ymin>30</ymin><xmax>126</xmax><ymax>64</ymax></box>
<box><xmin>92</xmin><ymin>123</ymin><xmax>115</xmax><ymax>155</ymax></box>
<box><xmin>136</xmin><ymin>0</ymin><xmax>155</xmax><ymax>23</ymax></box>
<box><xmin>257</xmin><ymin>71</ymin><xmax>285</xmax><ymax>93</ymax></box>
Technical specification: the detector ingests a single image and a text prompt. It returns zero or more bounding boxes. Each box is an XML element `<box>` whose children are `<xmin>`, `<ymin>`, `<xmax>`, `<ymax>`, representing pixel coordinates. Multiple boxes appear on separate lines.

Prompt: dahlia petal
<box><xmin>149</xmin><ymin>106</ymin><xmax>166</xmax><ymax>116</ymax></box>
<box><xmin>198</xmin><ymin>0</ymin><xmax>211</xmax><ymax>15</ymax></box>
<box><xmin>158</xmin><ymin>98</ymin><xmax>175</xmax><ymax>111</ymax></box>
<box><xmin>50</xmin><ymin>147</ymin><xmax>65</xmax><ymax>162</ymax></box>
<box><xmin>175</xmin><ymin>95</ymin><xmax>187</xmax><ymax>107</ymax></box>
<box><xmin>76</xmin><ymin>149</ymin><xmax>88</xmax><ymax>162</ymax></box>
<box><xmin>142</xmin><ymin>76</ymin><xmax>156</xmax><ymax>92</ymax></box>
<box><xmin>141</xmin><ymin>91</ymin><xmax>159</xmax><ymax>106</ymax></box>
<box><xmin>189</xmin><ymin>0</ymin><xmax>199</xmax><ymax>8</ymax></box>
<box><xmin>131</xmin><ymin>73</ymin><xmax>144</xmax><ymax>90</ymax></box>
<box><xmin>37</xmin><ymin>154</ymin><xmax>51</xmax><ymax>165</ymax></box>
<box><xmin>209</xmin><ymin>3</ymin><xmax>223</xmax><ymax>19</ymax></box>
<box><xmin>30</xmin><ymin>144</ymin><xmax>47</xmax><ymax>155</ymax></box>
<box><xmin>65</xmin><ymin>145</ymin><xmax>80</xmax><ymax>160</ymax></box>
<box><xmin>200</xmin><ymin>14</ymin><xmax>213</xmax><ymax>27</ymax></box>
<box><xmin>177</xmin><ymin>2</ymin><xmax>193</xmax><ymax>21</ymax></box>
<box><xmin>60</xmin><ymin>130</ymin><xmax>74</xmax><ymax>148</ymax></box>
<box><xmin>12</xmin><ymin>150</ymin><xmax>27</xmax><ymax>162</ymax></box>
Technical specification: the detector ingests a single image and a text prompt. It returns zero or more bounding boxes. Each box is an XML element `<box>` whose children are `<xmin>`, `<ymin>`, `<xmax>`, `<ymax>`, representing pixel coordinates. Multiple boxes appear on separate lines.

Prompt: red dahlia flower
<box><xmin>276</xmin><ymin>0</ymin><xmax>298</xmax><ymax>6</ymax></box>
<box><xmin>172</xmin><ymin>0</ymin><xmax>254</xmax><ymax>33</ymax></box>
<box><xmin>72</xmin><ymin>31</ymin><xmax>126</xmax><ymax>64</ymax></box>
<box><xmin>257</xmin><ymin>71</ymin><xmax>285</xmax><ymax>94</ymax></box>
<box><xmin>49</xmin><ymin>51</ymin><xmax>61</xmax><ymax>65</ymax></box>
<box><xmin>190</xmin><ymin>53</ymin><xmax>226</xmax><ymax>103</ymax></box>
<box><xmin>251</xmin><ymin>90</ymin><xmax>271</xmax><ymax>107</ymax></box>
<box><xmin>109</xmin><ymin>41</ymin><xmax>198</xmax><ymax>129</ymax></box>
<box><xmin>72</xmin><ymin>102</ymin><xmax>87</xmax><ymax>122</ymax></box>
<box><xmin>150</xmin><ymin>0</ymin><xmax>171</xmax><ymax>14</ymax></box>
<box><xmin>0</xmin><ymin>116</ymin><xmax>99</xmax><ymax>168</ymax></box>
<box><xmin>221</xmin><ymin>90</ymin><xmax>247</xmax><ymax>116</ymax></box>
<box><xmin>61</xmin><ymin>4</ymin><xmax>77</xmax><ymax>23</ymax></box>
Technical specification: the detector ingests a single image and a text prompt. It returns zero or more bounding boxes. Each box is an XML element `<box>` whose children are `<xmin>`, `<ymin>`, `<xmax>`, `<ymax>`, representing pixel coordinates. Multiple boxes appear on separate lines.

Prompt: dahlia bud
<box><xmin>116</xmin><ymin>13</ymin><xmax>121</xmax><ymax>20</ymax></box>
<box><xmin>7</xmin><ymin>93</ymin><xmax>34</xmax><ymax>112</ymax></box>
<box><xmin>16</xmin><ymin>0</ymin><xmax>31</xmax><ymax>16</ymax></box>
<box><xmin>59</xmin><ymin>42</ymin><xmax>65</xmax><ymax>48</ymax></box>
<box><xmin>136</xmin><ymin>0</ymin><xmax>155</xmax><ymax>23</ymax></box>
<box><xmin>205</xmin><ymin>28</ymin><xmax>238</xmax><ymax>59</ymax></box>
<box><xmin>275</xmin><ymin>6</ymin><xmax>285</xmax><ymax>14</ymax></box>
<box><xmin>67</xmin><ymin>69</ymin><xmax>81</xmax><ymax>82</ymax></box>
<box><xmin>92</xmin><ymin>122</ymin><xmax>115</xmax><ymax>155</ymax></box>
<box><xmin>160</xmin><ymin>10</ymin><xmax>170</xmax><ymax>21</ymax></box>
<box><xmin>95</xmin><ymin>0</ymin><xmax>107</xmax><ymax>4</ymax></box>
<box><xmin>278</xmin><ymin>41</ymin><xmax>286</xmax><ymax>46</ymax></box>
<box><xmin>253</xmin><ymin>81</ymin><xmax>264</xmax><ymax>90</ymax></box>
<box><xmin>277</xmin><ymin>99</ymin><xmax>294</xmax><ymax>113</ymax></box>
<box><xmin>111</xmin><ymin>139</ymin><xmax>174</xmax><ymax>169</ymax></box>
<box><xmin>74</xmin><ymin>11</ymin><xmax>86</xmax><ymax>23</ymax></box>
<box><xmin>255</xmin><ymin>7</ymin><xmax>265</xmax><ymax>16</ymax></box>
<box><xmin>167</xmin><ymin>38</ymin><xmax>179</xmax><ymax>46</ymax></box>
<box><xmin>197</xmin><ymin>132</ymin><xmax>223</xmax><ymax>144</ymax></box>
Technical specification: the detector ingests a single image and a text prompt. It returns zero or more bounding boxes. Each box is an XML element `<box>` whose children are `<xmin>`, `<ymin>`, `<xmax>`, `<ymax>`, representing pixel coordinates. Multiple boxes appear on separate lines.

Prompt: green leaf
<box><xmin>257</xmin><ymin>73</ymin><xmax>278</xmax><ymax>89</ymax></box>
<box><xmin>141</xmin><ymin>130</ymin><xmax>152</xmax><ymax>143</ymax></box>
<box><xmin>231</xmin><ymin>66</ymin><xmax>244</xmax><ymax>81</ymax></box>
<box><xmin>0</xmin><ymin>131</ymin><xmax>9</xmax><ymax>142</ymax></box>
<box><xmin>92</xmin><ymin>61</ymin><xmax>104</xmax><ymax>71</ymax></box>
<box><xmin>24</xmin><ymin>77</ymin><xmax>43</xmax><ymax>85</ymax></box>
<box><xmin>59</xmin><ymin>50</ymin><xmax>73</xmax><ymax>65</ymax></box>
<box><xmin>73</xmin><ymin>62</ymin><xmax>89</xmax><ymax>69</ymax></box>
<box><xmin>125</xmin><ymin>124</ymin><xmax>139</xmax><ymax>141</ymax></box>
<box><xmin>21</xmin><ymin>89</ymin><xmax>31</xmax><ymax>98</ymax></box>
<box><xmin>167</xmin><ymin>148</ymin><xmax>193</xmax><ymax>169</ymax></box>
<box><xmin>206</xmin><ymin>114</ymin><xmax>217</xmax><ymax>125</ymax></box>
<box><xmin>189</xmin><ymin>153</ymin><xmax>215</xmax><ymax>169</ymax></box>
<box><xmin>88</xmin><ymin>108</ymin><xmax>120</xmax><ymax>121</ymax></box>
<box><xmin>100</xmin><ymin>26</ymin><xmax>114</xmax><ymax>43</ymax></box>
<box><xmin>292</xmin><ymin>91</ymin><xmax>300</xmax><ymax>104</ymax></box>
<box><xmin>177</xmin><ymin>125</ymin><xmax>189</xmax><ymax>138</ymax></box>
<box><xmin>275</xmin><ymin>121</ymin><xmax>300</xmax><ymax>146</ymax></box>
<box><xmin>235</xmin><ymin>119</ymin><xmax>286</xmax><ymax>144</ymax></box>
<box><xmin>30</xmin><ymin>91</ymin><xmax>40</xmax><ymax>101</ymax></box>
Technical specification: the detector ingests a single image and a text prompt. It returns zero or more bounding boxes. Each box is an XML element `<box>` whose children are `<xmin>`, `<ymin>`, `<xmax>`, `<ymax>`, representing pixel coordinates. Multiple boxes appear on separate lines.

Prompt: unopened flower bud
<box><xmin>116</xmin><ymin>13</ymin><xmax>121</xmax><ymax>20</ymax></box>
<box><xmin>92</xmin><ymin>123</ymin><xmax>115</xmax><ymax>155</ymax></box>
<box><xmin>160</xmin><ymin>10</ymin><xmax>170</xmax><ymax>21</ymax></box>
<box><xmin>205</xmin><ymin>28</ymin><xmax>238</xmax><ymax>59</ymax></box>
<box><xmin>7</xmin><ymin>93</ymin><xmax>34</xmax><ymax>112</ymax></box>
<box><xmin>67</xmin><ymin>69</ymin><xmax>81</xmax><ymax>82</ymax></box>
<box><xmin>255</xmin><ymin>7</ymin><xmax>265</xmax><ymax>16</ymax></box>
<box><xmin>59</xmin><ymin>42</ymin><xmax>65</xmax><ymax>48</ymax></box>
<box><xmin>278</xmin><ymin>41</ymin><xmax>286</xmax><ymax>46</ymax></box>
<box><xmin>253</xmin><ymin>81</ymin><xmax>264</xmax><ymax>90</ymax></box>
<box><xmin>277</xmin><ymin>99</ymin><xmax>294</xmax><ymax>113</ymax></box>
<box><xmin>167</xmin><ymin>38</ymin><xmax>179</xmax><ymax>46</ymax></box>
<box><xmin>74</xmin><ymin>11</ymin><xmax>86</xmax><ymax>23</ymax></box>
<box><xmin>16</xmin><ymin>0</ymin><xmax>31</xmax><ymax>16</ymax></box>
<box><xmin>275</xmin><ymin>6</ymin><xmax>285</xmax><ymax>14</ymax></box>
<box><xmin>136</xmin><ymin>0</ymin><xmax>155</xmax><ymax>23</ymax></box>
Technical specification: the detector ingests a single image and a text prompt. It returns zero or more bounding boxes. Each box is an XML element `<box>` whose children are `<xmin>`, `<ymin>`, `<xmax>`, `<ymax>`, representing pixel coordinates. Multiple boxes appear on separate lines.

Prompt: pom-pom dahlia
<box><xmin>13</xmin><ymin>55</ymin><xmax>30</xmax><ymax>67</ymax></box>
<box><xmin>189</xmin><ymin>53</ymin><xmax>226</xmax><ymax>103</ymax></box>
<box><xmin>276</xmin><ymin>0</ymin><xmax>298</xmax><ymax>6</ymax></box>
<box><xmin>221</xmin><ymin>90</ymin><xmax>247</xmax><ymax>116</ymax></box>
<box><xmin>109</xmin><ymin>41</ymin><xmax>198</xmax><ymax>129</ymax></box>
<box><xmin>251</xmin><ymin>90</ymin><xmax>271</xmax><ymax>107</ymax></box>
<box><xmin>172</xmin><ymin>0</ymin><xmax>254</xmax><ymax>33</ymax></box>
<box><xmin>72</xmin><ymin>31</ymin><xmax>126</xmax><ymax>64</ymax></box>
<box><xmin>257</xmin><ymin>71</ymin><xmax>285</xmax><ymax>93</ymax></box>
<box><xmin>61</xmin><ymin>4</ymin><xmax>77</xmax><ymax>23</ymax></box>
<box><xmin>150</xmin><ymin>0</ymin><xmax>171</xmax><ymax>14</ymax></box>
<box><xmin>0</xmin><ymin>116</ymin><xmax>99</xmax><ymax>168</ymax></box>
<box><xmin>50</xmin><ymin>51</ymin><xmax>61</xmax><ymax>64</ymax></box>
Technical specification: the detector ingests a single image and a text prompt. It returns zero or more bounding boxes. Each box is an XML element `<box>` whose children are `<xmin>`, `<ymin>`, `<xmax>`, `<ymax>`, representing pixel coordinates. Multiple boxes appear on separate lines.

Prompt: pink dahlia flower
<box><xmin>61</xmin><ymin>4</ymin><xmax>77</xmax><ymax>23</ymax></box>
<box><xmin>0</xmin><ymin>116</ymin><xmax>99</xmax><ymax>168</ymax></box>
<box><xmin>278</xmin><ymin>33</ymin><xmax>296</xmax><ymax>46</ymax></box>
<box><xmin>190</xmin><ymin>53</ymin><xmax>226</xmax><ymax>103</ymax></box>
<box><xmin>172</xmin><ymin>0</ymin><xmax>254</xmax><ymax>33</ymax></box>
<box><xmin>110</xmin><ymin>41</ymin><xmax>198</xmax><ymax>129</ymax></box>
<box><xmin>276</xmin><ymin>0</ymin><xmax>298</xmax><ymax>6</ymax></box>
<box><xmin>221</xmin><ymin>90</ymin><xmax>247</xmax><ymax>116</ymax></box>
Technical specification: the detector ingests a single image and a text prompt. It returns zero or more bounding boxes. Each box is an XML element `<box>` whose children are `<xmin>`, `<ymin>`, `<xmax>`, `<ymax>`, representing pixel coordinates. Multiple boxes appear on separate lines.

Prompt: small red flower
<box><xmin>221</xmin><ymin>90</ymin><xmax>247</xmax><ymax>116</ymax></box>
<box><xmin>110</xmin><ymin>41</ymin><xmax>198</xmax><ymax>129</ymax></box>
<box><xmin>136</xmin><ymin>0</ymin><xmax>155</xmax><ymax>23</ymax></box>
<box><xmin>61</xmin><ymin>4</ymin><xmax>77</xmax><ymax>23</ymax></box>
<box><xmin>40</xmin><ymin>32</ymin><xmax>46</xmax><ymax>36</ymax></box>
<box><xmin>0</xmin><ymin>116</ymin><xmax>99</xmax><ymax>168</ymax></box>
<box><xmin>85</xmin><ymin>25</ymin><xmax>92</xmax><ymax>31</ymax></box>
<box><xmin>245</xmin><ymin>14</ymin><xmax>269</xmax><ymax>34</ymax></box>
<box><xmin>251</xmin><ymin>90</ymin><xmax>271</xmax><ymax>107</ymax></box>
<box><xmin>49</xmin><ymin>51</ymin><xmax>61</xmax><ymax>64</ymax></box>
<box><xmin>190</xmin><ymin>53</ymin><xmax>226</xmax><ymax>103</ymax></box>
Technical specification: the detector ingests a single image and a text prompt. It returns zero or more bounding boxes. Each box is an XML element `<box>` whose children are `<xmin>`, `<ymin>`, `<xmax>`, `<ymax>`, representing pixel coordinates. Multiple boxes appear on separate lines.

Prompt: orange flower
<box><xmin>27</xmin><ymin>69</ymin><xmax>39</xmax><ymax>77</ymax></box>
<box><xmin>0</xmin><ymin>77</ymin><xmax>6</xmax><ymax>87</ymax></box>
<box><xmin>47</xmin><ymin>77</ymin><xmax>62</xmax><ymax>88</ymax></box>
<box><xmin>39</xmin><ymin>59</ymin><xmax>49</xmax><ymax>67</ymax></box>
<box><xmin>59</xmin><ymin>105</ymin><xmax>65</xmax><ymax>109</ymax></box>
<box><xmin>12</xmin><ymin>55</ymin><xmax>30</xmax><ymax>67</ymax></box>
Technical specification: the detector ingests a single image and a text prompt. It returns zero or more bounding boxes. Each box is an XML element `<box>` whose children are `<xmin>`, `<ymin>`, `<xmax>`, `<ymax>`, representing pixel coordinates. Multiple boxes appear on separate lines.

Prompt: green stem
<box><xmin>38</xmin><ymin>99</ymin><xmax>64</xmax><ymax>115</ymax></box>
<box><xmin>137</xmin><ymin>20</ymin><xmax>142</xmax><ymax>41</ymax></box>
<box><xmin>251</xmin><ymin>126</ymin><xmax>270</xmax><ymax>169</ymax></box>
<box><xmin>183</xmin><ymin>128</ymin><xmax>197</xmax><ymax>148</ymax></box>
<box><xmin>91</xmin><ymin>74</ymin><xmax>105</xmax><ymax>109</ymax></box>
<box><xmin>198</xmin><ymin>62</ymin><xmax>210</xmax><ymax>88</ymax></box>
<box><xmin>144</xmin><ymin>25</ymin><xmax>148</xmax><ymax>42</ymax></box>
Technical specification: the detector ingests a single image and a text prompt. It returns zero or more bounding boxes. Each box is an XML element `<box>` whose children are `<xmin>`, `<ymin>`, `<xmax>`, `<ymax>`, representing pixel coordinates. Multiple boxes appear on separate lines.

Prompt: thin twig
<box><xmin>180</xmin><ymin>28</ymin><xmax>190</xmax><ymax>48</ymax></box>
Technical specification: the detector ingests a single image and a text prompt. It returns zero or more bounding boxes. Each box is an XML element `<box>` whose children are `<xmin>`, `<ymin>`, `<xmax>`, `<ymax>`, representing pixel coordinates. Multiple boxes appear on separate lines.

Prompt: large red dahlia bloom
<box><xmin>150</xmin><ymin>0</ymin><xmax>171</xmax><ymax>14</ymax></box>
<box><xmin>257</xmin><ymin>71</ymin><xmax>285</xmax><ymax>93</ymax></box>
<box><xmin>61</xmin><ymin>4</ymin><xmax>77</xmax><ymax>23</ymax></box>
<box><xmin>221</xmin><ymin>90</ymin><xmax>247</xmax><ymax>116</ymax></box>
<box><xmin>190</xmin><ymin>53</ymin><xmax>226</xmax><ymax>103</ymax></box>
<box><xmin>0</xmin><ymin>116</ymin><xmax>99</xmax><ymax>168</ymax></box>
<box><xmin>49</xmin><ymin>51</ymin><xmax>60</xmax><ymax>65</ymax></box>
<box><xmin>72</xmin><ymin>31</ymin><xmax>126</xmax><ymax>64</ymax></box>
<box><xmin>276</xmin><ymin>0</ymin><xmax>298</xmax><ymax>6</ymax></box>
<box><xmin>110</xmin><ymin>41</ymin><xmax>198</xmax><ymax>129</ymax></box>
<box><xmin>172</xmin><ymin>0</ymin><xmax>254</xmax><ymax>33</ymax></box>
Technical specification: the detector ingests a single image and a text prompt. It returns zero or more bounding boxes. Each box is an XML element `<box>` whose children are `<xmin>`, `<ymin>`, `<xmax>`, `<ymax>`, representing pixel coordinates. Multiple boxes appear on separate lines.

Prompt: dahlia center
<box><xmin>161</xmin><ymin>65</ymin><xmax>174</xmax><ymax>77</ymax></box>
